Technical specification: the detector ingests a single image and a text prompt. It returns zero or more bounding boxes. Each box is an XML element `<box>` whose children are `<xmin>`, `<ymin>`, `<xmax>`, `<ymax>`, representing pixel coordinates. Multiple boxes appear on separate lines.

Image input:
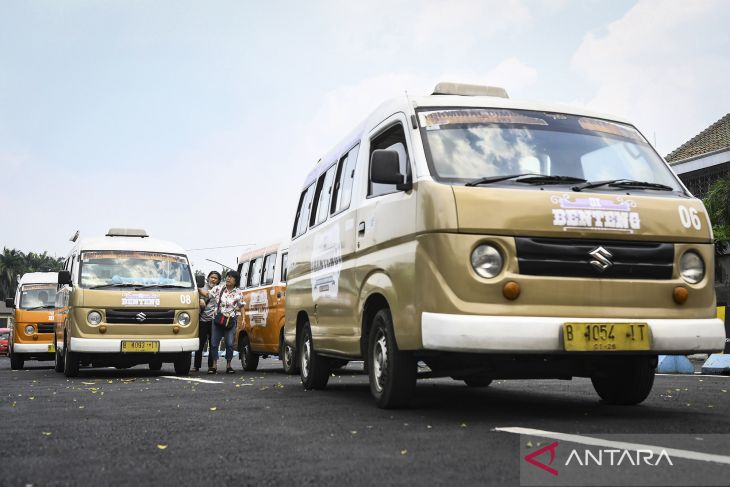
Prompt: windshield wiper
<box><xmin>572</xmin><ymin>179</ymin><xmax>674</xmax><ymax>192</ymax></box>
<box><xmin>465</xmin><ymin>173</ymin><xmax>586</xmax><ymax>187</ymax></box>
<box><xmin>89</xmin><ymin>283</ymin><xmax>142</xmax><ymax>289</ymax></box>
<box><xmin>134</xmin><ymin>284</ymin><xmax>191</xmax><ymax>290</ymax></box>
<box><xmin>23</xmin><ymin>305</ymin><xmax>55</xmax><ymax>310</ymax></box>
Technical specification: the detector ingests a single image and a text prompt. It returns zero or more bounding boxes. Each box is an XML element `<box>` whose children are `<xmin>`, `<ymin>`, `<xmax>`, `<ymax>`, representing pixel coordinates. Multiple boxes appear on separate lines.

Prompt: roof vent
<box><xmin>432</xmin><ymin>82</ymin><xmax>509</xmax><ymax>98</ymax></box>
<box><xmin>106</xmin><ymin>228</ymin><xmax>149</xmax><ymax>238</ymax></box>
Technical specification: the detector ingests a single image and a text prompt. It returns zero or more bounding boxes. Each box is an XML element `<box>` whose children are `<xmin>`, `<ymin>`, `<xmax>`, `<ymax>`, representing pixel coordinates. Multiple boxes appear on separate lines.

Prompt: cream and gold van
<box><xmin>285</xmin><ymin>82</ymin><xmax>726</xmax><ymax>408</ymax></box>
<box><xmin>54</xmin><ymin>228</ymin><xmax>199</xmax><ymax>377</ymax></box>
<box><xmin>5</xmin><ymin>272</ymin><xmax>58</xmax><ymax>369</ymax></box>
<box><xmin>234</xmin><ymin>243</ymin><xmax>294</xmax><ymax>372</ymax></box>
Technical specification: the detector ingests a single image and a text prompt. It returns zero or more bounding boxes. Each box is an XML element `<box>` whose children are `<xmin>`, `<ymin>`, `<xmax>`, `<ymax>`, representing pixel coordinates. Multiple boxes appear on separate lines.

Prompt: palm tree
<box><xmin>703</xmin><ymin>177</ymin><xmax>730</xmax><ymax>255</ymax></box>
<box><xmin>0</xmin><ymin>248</ymin><xmax>24</xmax><ymax>299</ymax></box>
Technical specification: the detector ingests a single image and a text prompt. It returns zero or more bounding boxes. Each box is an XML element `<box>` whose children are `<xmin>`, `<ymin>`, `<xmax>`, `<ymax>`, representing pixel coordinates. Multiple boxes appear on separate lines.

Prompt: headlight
<box><xmin>679</xmin><ymin>251</ymin><xmax>704</xmax><ymax>284</ymax></box>
<box><xmin>25</xmin><ymin>325</ymin><xmax>35</xmax><ymax>335</ymax></box>
<box><xmin>87</xmin><ymin>311</ymin><xmax>102</xmax><ymax>325</ymax></box>
<box><xmin>178</xmin><ymin>312</ymin><xmax>191</xmax><ymax>326</ymax></box>
<box><xmin>471</xmin><ymin>244</ymin><xmax>504</xmax><ymax>279</ymax></box>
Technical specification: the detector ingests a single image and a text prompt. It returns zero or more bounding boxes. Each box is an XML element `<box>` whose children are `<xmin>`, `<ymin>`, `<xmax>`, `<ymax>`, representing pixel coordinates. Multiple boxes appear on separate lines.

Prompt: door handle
<box><xmin>358</xmin><ymin>221</ymin><xmax>366</xmax><ymax>236</ymax></box>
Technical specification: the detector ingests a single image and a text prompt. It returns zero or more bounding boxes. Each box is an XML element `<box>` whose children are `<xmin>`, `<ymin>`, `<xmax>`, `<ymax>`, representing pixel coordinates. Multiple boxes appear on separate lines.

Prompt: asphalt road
<box><xmin>1</xmin><ymin>356</ymin><xmax>729</xmax><ymax>487</ymax></box>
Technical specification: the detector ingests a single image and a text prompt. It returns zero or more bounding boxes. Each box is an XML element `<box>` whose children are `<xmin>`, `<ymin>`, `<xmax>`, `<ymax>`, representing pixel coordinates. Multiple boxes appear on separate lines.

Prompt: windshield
<box><xmin>19</xmin><ymin>284</ymin><xmax>57</xmax><ymax>309</ymax></box>
<box><xmin>418</xmin><ymin>108</ymin><xmax>683</xmax><ymax>192</ymax></box>
<box><xmin>79</xmin><ymin>251</ymin><xmax>194</xmax><ymax>289</ymax></box>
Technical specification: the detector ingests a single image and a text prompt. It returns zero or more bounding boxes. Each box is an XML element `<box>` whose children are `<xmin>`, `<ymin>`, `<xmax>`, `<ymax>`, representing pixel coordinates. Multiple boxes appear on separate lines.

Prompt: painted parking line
<box><xmin>657</xmin><ymin>373</ymin><xmax>730</xmax><ymax>378</ymax></box>
<box><xmin>494</xmin><ymin>427</ymin><xmax>730</xmax><ymax>466</ymax></box>
<box><xmin>160</xmin><ymin>376</ymin><xmax>224</xmax><ymax>384</ymax></box>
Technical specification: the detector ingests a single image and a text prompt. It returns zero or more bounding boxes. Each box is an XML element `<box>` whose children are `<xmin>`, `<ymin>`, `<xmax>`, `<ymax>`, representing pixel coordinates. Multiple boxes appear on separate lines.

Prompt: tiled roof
<box><xmin>666</xmin><ymin>113</ymin><xmax>730</xmax><ymax>162</ymax></box>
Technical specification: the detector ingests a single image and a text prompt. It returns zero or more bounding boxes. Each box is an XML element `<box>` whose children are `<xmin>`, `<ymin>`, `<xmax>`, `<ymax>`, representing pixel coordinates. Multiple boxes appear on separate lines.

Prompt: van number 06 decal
<box><xmin>678</xmin><ymin>205</ymin><xmax>702</xmax><ymax>230</ymax></box>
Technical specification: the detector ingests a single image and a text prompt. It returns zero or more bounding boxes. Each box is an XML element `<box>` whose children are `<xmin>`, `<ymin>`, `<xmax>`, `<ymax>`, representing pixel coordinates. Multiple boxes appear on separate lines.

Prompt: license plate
<box><xmin>47</xmin><ymin>344</ymin><xmax>55</xmax><ymax>353</ymax></box>
<box><xmin>563</xmin><ymin>323</ymin><xmax>651</xmax><ymax>352</ymax></box>
<box><xmin>121</xmin><ymin>341</ymin><xmax>160</xmax><ymax>353</ymax></box>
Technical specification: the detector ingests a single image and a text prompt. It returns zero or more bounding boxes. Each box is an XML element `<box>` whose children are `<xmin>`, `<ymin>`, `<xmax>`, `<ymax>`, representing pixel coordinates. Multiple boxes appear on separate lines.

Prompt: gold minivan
<box><xmin>285</xmin><ymin>82</ymin><xmax>726</xmax><ymax>408</ymax></box>
<box><xmin>54</xmin><ymin>228</ymin><xmax>199</xmax><ymax>377</ymax></box>
<box><xmin>234</xmin><ymin>242</ymin><xmax>294</xmax><ymax>373</ymax></box>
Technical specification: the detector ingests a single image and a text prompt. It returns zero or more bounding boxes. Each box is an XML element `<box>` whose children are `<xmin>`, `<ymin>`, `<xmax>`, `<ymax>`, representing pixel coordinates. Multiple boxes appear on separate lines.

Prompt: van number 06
<box><xmin>678</xmin><ymin>206</ymin><xmax>701</xmax><ymax>230</ymax></box>
<box><xmin>180</xmin><ymin>295</ymin><xmax>191</xmax><ymax>304</ymax></box>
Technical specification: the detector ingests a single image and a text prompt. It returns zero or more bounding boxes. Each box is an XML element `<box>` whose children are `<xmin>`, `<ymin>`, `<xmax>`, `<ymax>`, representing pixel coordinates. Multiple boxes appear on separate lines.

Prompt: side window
<box><xmin>262</xmin><ymin>253</ymin><xmax>277</xmax><ymax>285</ymax></box>
<box><xmin>238</xmin><ymin>260</ymin><xmax>249</xmax><ymax>288</ymax></box>
<box><xmin>369</xmin><ymin>124</ymin><xmax>410</xmax><ymax>197</ymax></box>
<box><xmin>292</xmin><ymin>183</ymin><xmax>316</xmax><ymax>238</ymax></box>
<box><xmin>280</xmin><ymin>252</ymin><xmax>288</xmax><ymax>283</ymax></box>
<box><xmin>311</xmin><ymin>164</ymin><xmax>337</xmax><ymax>227</ymax></box>
<box><xmin>248</xmin><ymin>257</ymin><xmax>264</xmax><ymax>288</ymax></box>
<box><xmin>331</xmin><ymin>144</ymin><xmax>360</xmax><ymax>215</ymax></box>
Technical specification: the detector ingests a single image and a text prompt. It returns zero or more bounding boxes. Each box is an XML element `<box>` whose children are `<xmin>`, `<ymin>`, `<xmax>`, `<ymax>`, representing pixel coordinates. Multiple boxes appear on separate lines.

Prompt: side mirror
<box><xmin>370</xmin><ymin>149</ymin><xmax>412</xmax><ymax>191</ymax></box>
<box><xmin>4</xmin><ymin>298</ymin><xmax>14</xmax><ymax>308</ymax></box>
<box><xmin>195</xmin><ymin>275</ymin><xmax>206</xmax><ymax>289</ymax></box>
<box><xmin>58</xmin><ymin>270</ymin><xmax>72</xmax><ymax>286</ymax></box>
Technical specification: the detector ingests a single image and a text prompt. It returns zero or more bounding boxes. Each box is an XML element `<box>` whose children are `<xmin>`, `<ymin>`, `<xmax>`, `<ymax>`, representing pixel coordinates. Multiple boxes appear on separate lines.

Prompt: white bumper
<box><xmin>69</xmin><ymin>337</ymin><xmax>198</xmax><ymax>353</ymax></box>
<box><xmin>421</xmin><ymin>312</ymin><xmax>726</xmax><ymax>354</ymax></box>
<box><xmin>14</xmin><ymin>343</ymin><xmax>54</xmax><ymax>353</ymax></box>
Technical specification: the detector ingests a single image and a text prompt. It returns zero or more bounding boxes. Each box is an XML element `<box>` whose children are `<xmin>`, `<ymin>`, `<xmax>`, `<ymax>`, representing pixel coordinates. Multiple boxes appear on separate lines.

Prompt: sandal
<box><xmin>207</xmin><ymin>368</ymin><xmax>217</xmax><ymax>374</ymax></box>
<box><xmin>226</xmin><ymin>367</ymin><xmax>235</xmax><ymax>374</ymax></box>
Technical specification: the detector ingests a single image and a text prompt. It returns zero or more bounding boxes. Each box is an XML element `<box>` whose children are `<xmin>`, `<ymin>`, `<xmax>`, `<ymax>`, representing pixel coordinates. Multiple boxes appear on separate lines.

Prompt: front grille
<box><xmin>37</xmin><ymin>324</ymin><xmax>55</xmax><ymax>333</ymax></box>
<box><xmin>105</xmin><ymin>309</ymin><xmax>175</xmax><ymax>324</ymax></box>
<box><xmin>515</xmin><ymin>237</ymin><xmax>674</xmax><ymax>279</ymax></box>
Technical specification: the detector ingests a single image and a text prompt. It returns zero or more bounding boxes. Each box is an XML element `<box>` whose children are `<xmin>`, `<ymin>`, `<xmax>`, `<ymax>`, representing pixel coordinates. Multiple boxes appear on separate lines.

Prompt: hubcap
<box><xmin>302</xmin><ymin>336</ymin><xmax>311</xmax><ymax>379</ymax></box>
<box><xmin>372</xmin><ymin>330</ymin><xmax>388</xmax><ymax>393</ymax></box>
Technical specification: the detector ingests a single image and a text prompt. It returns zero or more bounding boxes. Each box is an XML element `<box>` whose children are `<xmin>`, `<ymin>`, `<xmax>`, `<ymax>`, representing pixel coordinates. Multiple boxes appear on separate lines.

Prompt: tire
<box><xmin>240</xmin><ymin>335</ymin><xmax>259</xmax><ymax>371</ymax></box>
<box><xmin>280</xmin><ymin>333</ymin><xmax>299</xmax><ymax>374</ymax></box>
<box><xmin>54</xmin><ymin>337</ymin><xmax>64</xmax><ymax>373</ymax></box>
<box><xmin>173</xmin><ymin>352</ymin><xmax>191</xmax><ymax>376</ymax></box>
<box><xmin>10</xmin><ymin>352</ymin><xmax>24</xmax><ymax>370</ymax></box>
<box><xmin>149</xmin><ymin>360</ymin><xmax>163</xmax><ymax>371</ymax></box>
<box><xmin>63</xmin><ymin>337</ymin><xmax>79</xmax><ymax>378</ymax></box>
<box><xmin>591</xmin><ymin>356</ymin><xmax>656</xmax><ymax>405</ymax></box>
<box><xmin>462</xmin><ymin>377</ymin><xmax>492</xmax><ymax>388</ymax></box>
<box><xmin>368</xmin><ymin>308</ymin><xmax>416</xmax><ymax>409</ymax></box>
<box><xmin>299</xmin><ymin>322</ymin><xmax>330</xmax><ymax>390</ymax></box>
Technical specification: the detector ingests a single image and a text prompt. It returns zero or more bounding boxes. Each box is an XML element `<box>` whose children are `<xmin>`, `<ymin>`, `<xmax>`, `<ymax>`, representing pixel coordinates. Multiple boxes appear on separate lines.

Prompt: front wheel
<box><xmin>368</xmin><ymin>308</ymin><xmax>416</xmax><ymax>409</ymax></box>
<box><xmin>173</xmin><ymin>352</ymin><xmax>191</xmax><ymax>376</ymax></box>
<box><xmin>63</xmin><ymin>337</ymin><xmax>79</xmax><ymax>378</ymax></box>
<box><xmin>240</xmin><ymin>335</ymin><xmax>259</xmax><ymax>371</ymax></box>
<box><xmin>280</xmin><ymin>334</ymin><xmax>299</xmax><ymax>375</ymax></box>
<box><xmin>591</xmin><ymin>356</ymin><xmax>656</xmax><ymax>405</ymax></box>
<box><xmin>299</xmin><ymin>322</ymin><xmax>330</xmax><ymax>390</ymax></box>
<box><xmin>10</xmin><ymin>352</ymin><xmax>24</xmax><ymax>370</ymax></box>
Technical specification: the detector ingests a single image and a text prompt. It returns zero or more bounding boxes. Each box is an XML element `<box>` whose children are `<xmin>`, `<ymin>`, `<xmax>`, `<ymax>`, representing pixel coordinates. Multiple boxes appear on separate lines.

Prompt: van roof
<box><xmin>72</xmin><ymin>235</ymin><xmax>188</xmax><ymax>255</ymax></box>
<box><xmin>303</xmin><ymin>92</ymin><xmax>633</xmax><ymax>189</ymax></box>
<box><xmin>18</xmin><ymin>272</ymin><xmax>59</xmax><ymax>286</ymax></box>
<box><xmin>238</xmin><ymin>242</ymin><xmax>287</xmax><ymax>262</ymax></box>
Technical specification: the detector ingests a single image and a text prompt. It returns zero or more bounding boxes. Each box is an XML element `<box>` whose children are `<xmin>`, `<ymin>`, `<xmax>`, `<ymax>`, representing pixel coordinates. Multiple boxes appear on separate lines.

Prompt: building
<box><xmin>0</xmin><ymin>301</ymin><xmax>12</xmax><ymax>328</ymax></box>
<box><xmin>667</xmin><ymin>113</ymin><xmax>730</xmax><ymax>304</ymax></box>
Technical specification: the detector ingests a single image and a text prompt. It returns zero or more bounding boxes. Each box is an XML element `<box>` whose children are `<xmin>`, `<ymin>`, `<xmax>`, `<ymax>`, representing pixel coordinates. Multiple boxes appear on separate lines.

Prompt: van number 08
<box><xmin>678</xmin><ymin>206</ymin><xmax>701</xmax><ymax>230</ymax></box>
<box><xmin>180</xmin><ymin>295</ymin><xmax>191</xmax><ymax>304</ymax></box>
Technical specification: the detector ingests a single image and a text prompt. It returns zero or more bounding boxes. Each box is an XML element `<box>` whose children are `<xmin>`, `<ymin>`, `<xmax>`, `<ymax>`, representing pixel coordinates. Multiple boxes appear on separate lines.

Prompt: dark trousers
<box><xmin>195</xmin><ymin>319</ymin><xmax>214</xmax><ymax>369</ymax></box>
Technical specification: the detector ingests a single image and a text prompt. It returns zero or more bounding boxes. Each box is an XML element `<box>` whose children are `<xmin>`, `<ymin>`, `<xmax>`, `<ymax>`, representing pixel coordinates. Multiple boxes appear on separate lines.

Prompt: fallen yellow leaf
<box><xmin>400</xmin><ymin>449</ymin><xmax>408</xmax><ymax>455</ymax></box>
<box><xmin>42</xmin><ymin>432</ymin><xmax>52</xmax><ymax>436</ymax></box>
<box><xmin>210</xmin><ymin>407</ymin><xmax>217</xmax><ymax>411</ymax></box>
<box><xmin>157</xmin><ymin>444</ymin><xmax>168</xmax><ymax>450</ymax></box>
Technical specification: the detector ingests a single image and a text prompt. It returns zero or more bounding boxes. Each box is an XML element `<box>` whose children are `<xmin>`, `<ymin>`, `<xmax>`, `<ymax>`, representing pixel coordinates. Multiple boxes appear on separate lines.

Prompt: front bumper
<box><xmin>69</xmin><ymin>337</ymin><xmax>198</xmax><ymax>353</ymax></box>
<box><xmin>421</xmin><ymin>312</ymin><xmax>725</xmax><ymax>354</ymax></box>
<box><xmin>14</xmin><ymin>343</ymin><xmax>54</xmax><ymax>353</ymax></box>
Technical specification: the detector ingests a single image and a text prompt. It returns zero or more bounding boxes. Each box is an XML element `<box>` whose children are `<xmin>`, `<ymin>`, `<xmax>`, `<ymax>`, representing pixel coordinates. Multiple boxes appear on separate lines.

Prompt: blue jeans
<box><xmin>210</xmin><ymin>320</ymin><xmax>236</xmax><ymax>363</ymax></box>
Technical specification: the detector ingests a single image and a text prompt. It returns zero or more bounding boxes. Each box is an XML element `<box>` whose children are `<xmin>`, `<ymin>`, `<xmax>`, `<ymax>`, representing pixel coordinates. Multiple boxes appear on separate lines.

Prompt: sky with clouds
<box><xmin>1</xmin><ymin>0</ymin><xmax>729</xmax><ymax>273</ymax></box>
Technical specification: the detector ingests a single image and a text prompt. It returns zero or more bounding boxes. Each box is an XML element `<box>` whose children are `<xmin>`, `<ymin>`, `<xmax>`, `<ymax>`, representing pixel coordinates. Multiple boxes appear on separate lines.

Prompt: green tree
<box><xmin>703</xmin><ymin>177</ymin><xmax>730</xmax><ymax>255</ymax></box>
<box><xmin>0</xmin><ymin>248</ymin><xmax>63</xmax><ymax>300</ymax></box>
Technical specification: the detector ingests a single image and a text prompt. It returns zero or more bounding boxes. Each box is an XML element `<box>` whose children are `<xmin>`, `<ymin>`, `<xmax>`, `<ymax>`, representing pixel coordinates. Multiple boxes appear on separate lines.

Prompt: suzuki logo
<box><xmin>589</xmin><ymin>246</ymin><xmax>613</xmax><ymax>271</ymax></box>
<box><xmin>135</xmin><ymin>312</ymin><xmax>147</xmax><ymax>322</ymax></box>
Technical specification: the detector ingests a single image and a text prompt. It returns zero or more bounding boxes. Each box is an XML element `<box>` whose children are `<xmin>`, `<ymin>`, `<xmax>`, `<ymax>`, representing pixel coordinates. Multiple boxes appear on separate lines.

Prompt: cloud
<box><xmin>571</xmin><ymin>0</ymin><xmax>730</xmax><ymax>154</ymax></box>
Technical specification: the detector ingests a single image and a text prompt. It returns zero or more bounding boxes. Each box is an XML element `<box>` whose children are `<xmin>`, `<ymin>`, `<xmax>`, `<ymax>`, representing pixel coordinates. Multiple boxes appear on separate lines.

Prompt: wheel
<box><xmin>299</xmin><ymin>322</ymin><xmax>330</xmax><ymax>390</ymax></box>
<box><xmin>10</xmin><ymin>352</ymin><xmax>24</xmax><ymax>370</ymax></box>
<box><xmin>173</xmin><ymin>352</ymin><xmax>191</xmax><ymax>376</ymax></box>
<box><xmin>148</xmin><ymin>360</ymin><xmax>163</xmax><ymax>371</ymax></box>
<box><xmin>462</xmin><ymin>377</ymin><xmax>492</xmax><ymax>387</ymax></box>
<box><xmin>591</xmin><ymin>356</ymin><xmax>656</xmax><ymax>405</ymax></box>
<box><xmin>54</xmin><ymin>337</ymin><xmax>64</xmax><ymax>373</ymax></box>
<box><xmin>368</xmin><ymin>308</ymin><xmax>416</xmax><ymax>408</ymax></box>
<box><xmin>330</xmin><ymin>359</ymin><xmax>349</xmax><ymax>369</ymax></box>
<box><xmin>240</xmin><ymin>335</ymin><xmax>259</xmax><ymax>371</ymax></box>
<box><xmin>280</xmin><ymin>333</ymin><xmax>299</xmax><ymax>374</ymax></box>
<box><xmin>63</xmin><ymin>337</ymin><xmax>79</xmax><ymax>378</ymax></box>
